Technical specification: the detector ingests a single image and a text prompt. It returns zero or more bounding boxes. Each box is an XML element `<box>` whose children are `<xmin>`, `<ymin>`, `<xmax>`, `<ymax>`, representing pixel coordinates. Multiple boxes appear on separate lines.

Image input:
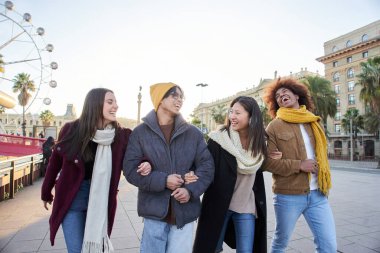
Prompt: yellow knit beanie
<box><xmin>150</xmin><ymin>82</ymin><xmax>176</xmax><ymax>111</ymax></box>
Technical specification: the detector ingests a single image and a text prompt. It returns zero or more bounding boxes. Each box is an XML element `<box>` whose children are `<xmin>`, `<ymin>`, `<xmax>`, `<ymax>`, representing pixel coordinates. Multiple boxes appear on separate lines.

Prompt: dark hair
<box><xmin>224</xmin><ymin>96</ymin><xmax>267</xmax><ymax>157</ymax></box>
<box><xmin>162</xmin><ymin>85</ymin><xmax>184</xmax><ymax>100</ymax></box>
<box><xmin>58</xmin><ymin>88</ymin><xmax>119</xmax><ymax>161</ymax></box>
<box><xmin>263</xmin><ymin>78</ymin><xmax>314</xmax><ymax>119</ymax></box>
<box><xmin>46</xmin><ymin>136</ymin><xmax>54</xmax><ymax>144</ymax></box>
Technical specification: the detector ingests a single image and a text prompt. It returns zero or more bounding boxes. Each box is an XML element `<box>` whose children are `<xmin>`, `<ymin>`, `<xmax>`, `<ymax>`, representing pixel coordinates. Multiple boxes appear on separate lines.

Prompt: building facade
<box><xmin>317</xmin><ymin>20</ymin><xmax>380</xmax><ymax>160</ymax></box>
<box><xmin>0</xmin><ymin>104</ymin><xmax>77</xmax><ymax>137</ymax></box>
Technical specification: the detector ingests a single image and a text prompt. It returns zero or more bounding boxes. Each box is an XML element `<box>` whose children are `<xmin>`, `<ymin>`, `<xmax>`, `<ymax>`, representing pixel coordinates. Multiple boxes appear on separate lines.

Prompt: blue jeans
<box><xmin>271</xmin><ymin>190</ymin><xmax>337</xmax><ymax>253</ymax></box>
<box><xmin>140</xmin><ymin>218</ymin><xmax>194</xmax><ymax>253</ymax></box>
<box><xmin>216</xmin><ymin>210</ymin><xmax>255</xmax><ymax>253</ymax></box>
<box><xmin>62</xmin><ymin>180</ymin><xmax>90</xmax><ymax>253</ymax></box>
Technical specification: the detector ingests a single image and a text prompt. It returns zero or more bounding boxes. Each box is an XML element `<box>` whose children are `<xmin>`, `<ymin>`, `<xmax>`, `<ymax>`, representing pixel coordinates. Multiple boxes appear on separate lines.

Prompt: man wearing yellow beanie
<box><xmin>123</xmin><ymin>82</ymin><xmax>215</xmax><ymax>253</ymax></box>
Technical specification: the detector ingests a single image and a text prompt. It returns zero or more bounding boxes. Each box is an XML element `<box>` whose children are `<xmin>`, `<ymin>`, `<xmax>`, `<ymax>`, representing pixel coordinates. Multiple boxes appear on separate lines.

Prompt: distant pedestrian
<box><xmin>39</xmin><ymin>131</ymin><xmax>44</xmax><ymax>138</ymax></box>
<box><xmin>41</xmin><ymin>136</ymin><xmax>54</xmax><ymax>176</ymax></box>
<box><xmin>41</xmin><ymin>88</ymin><xmax>151</xmax><ymax>253</ymax></box>
<box><xmin>263</xmin><ymin>78</ymin><xmax>337</xmax><ymax>253</ymax></box>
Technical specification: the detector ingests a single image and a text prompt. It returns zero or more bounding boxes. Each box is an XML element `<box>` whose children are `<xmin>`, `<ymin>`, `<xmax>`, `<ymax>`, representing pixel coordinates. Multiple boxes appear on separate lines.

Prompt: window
<box><xmin>332</xmin><ymin>46</ymin><xmax>338</xmax><ymax>52</ymax></box>
<box><xmin>348</xmin><ymin>94</ymin><xmax>355</xmax><ymax>105</ymax></box>
<box><xmin>333</xmin><ymin>72</ymin><xmax>340</xmax><ymax>82</ymax></box>
<box><xmin>29</xmin><ymin>120</ymin><xmax>33</xmax><ymax>125</ymax></box>
<box><xmin>334</xmin><ymin>85</ymin><xmax>340</xmax><ymax>94</ymax></box>
<box><xmin>335</xmin><ymin>111</ymin><xmax>341</xmax><ymax>121</ymax></box>
<box><xmin>335</xmin><ymin>124</ymin><xmax>341</xmax><ymax>133</ymax></box>
<box><xmin>336</xmin><ymin>98</ymin><xmax>340</xmax><ymax>107</ymax></box>
<box><xmin>348</xmin><ymin>81</ymin><xmax>355</xmax><ymax>91</ymax></box>
<box><xmin>347</xmin><ymin>68</ymin><xmax>354</xmax><ymax>79</ymax></box>
<box><xmin>362</xmin><ymin>34</ymin><xmax>369</xmax><ymax>42</ymax></box>
<box><xmin>362</xmin><ymin>51</ymin><xmax>368</xmax><ymax>58</ymax></box>
<box><xmin>333</xmin><ymin>61</ymin><xmax>338</xmax><ymax>67</ymax></box>
<box><xmin>59</xmin><ymin>121</ymin><xmax>62</xmax><ymax>126</ymax></box>
<box><xmin>347</xmin><ymin>56</ymin><xmax>352</xmax><ymax>63</ymax></box>
<box><xmin>346</xmin><ymin>40</ymin><xmax>352</xmax><ymax>47</ymax></box>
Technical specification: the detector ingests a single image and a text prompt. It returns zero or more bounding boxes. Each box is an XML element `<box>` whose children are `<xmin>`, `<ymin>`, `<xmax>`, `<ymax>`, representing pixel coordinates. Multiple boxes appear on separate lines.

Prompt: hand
<box><xmin>269</xmin><ymin>150</ymin><xmax>282</xmax><ymax>160</ymax></box>
<box><xmin>166</xmin><ymin>174</ymin><xmax>184</xmax><ymax>190</ymax></box>
<box><xmin>171</xmin><ymin>188</ymin><xmax>190</xmax><ymax>203</ymax></box>
<box><xmin>300</xmin><ymin>159</ymin><xmax>319</xmax><ymax>174</ymax></box>
<box><xmin>137</xmin><ymin>161</ymin><xmax>152</xmax><ymax>176</ymax></box>
<box><xmin>184</xmin><ymin>171</ymin><xmax>198</xmax><ymax>184</ymax></box>
<box><xmin>43</xmin><ymin>200</ymin><xmax>52</xmax><ymax>210</ymax></box>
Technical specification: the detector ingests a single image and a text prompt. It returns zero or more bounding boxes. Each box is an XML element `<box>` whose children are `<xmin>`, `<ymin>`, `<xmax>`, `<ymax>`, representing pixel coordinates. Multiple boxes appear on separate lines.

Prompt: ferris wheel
<box><xmin>0</xmin><ymin>0</ymin><xmax>58</xmax><ymax>114</ymax></box>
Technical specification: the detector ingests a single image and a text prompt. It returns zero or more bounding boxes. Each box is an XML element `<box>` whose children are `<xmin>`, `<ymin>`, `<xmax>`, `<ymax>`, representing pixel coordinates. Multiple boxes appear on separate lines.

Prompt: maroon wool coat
<box><xmin>41</xmin><ymin>121</ymin><xmax>131</xmax><ymax>245</ymax></box>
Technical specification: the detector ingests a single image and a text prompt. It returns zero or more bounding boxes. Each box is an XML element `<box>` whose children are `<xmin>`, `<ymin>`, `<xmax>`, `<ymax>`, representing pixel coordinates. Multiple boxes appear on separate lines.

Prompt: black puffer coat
<box><xmin>193</xmin><ymin>139</ymin><xmax>267</xmax><ymax>253</ymax></box>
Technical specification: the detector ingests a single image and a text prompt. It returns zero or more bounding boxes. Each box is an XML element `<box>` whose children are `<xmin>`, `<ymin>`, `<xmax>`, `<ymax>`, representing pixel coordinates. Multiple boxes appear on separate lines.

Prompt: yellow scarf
<box><xmin>277</xmin><ymin>105</ymin><xmax>331</xmax><ymax>195</ymax></box>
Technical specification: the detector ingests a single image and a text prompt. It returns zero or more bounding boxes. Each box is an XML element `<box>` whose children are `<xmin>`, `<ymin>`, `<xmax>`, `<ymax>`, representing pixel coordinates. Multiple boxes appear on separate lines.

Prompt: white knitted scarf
<box><xmin>81</xmin><ymin>126</ymin><xmax>115</xmax><ymax>253</ymax></box>
<box><xmin>208</xmin><ymin>129</ymin><xmax>264</xmax><ymax>174</ymax></box>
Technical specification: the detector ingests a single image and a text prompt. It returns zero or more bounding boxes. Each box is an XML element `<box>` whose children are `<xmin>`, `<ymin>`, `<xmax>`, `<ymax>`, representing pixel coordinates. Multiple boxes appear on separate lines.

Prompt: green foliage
<box><xmin>301</xmin><ymin>75</ymin><xmax>337</xmax><ymax>126</ymax></box>
<box><xmin>12</xmin><ymin>73</ymin><xmax>35</xmax><ymax>107</ymax></box>
<box><xmin>39</xmin><ymin>109</ymin><xmax>55</xmax><ymax>126</ymax></box>
<box><xmin>16</xmin><ymin>183</ymin><xmax>24</xmax><ymax>192</ymax></box>
<box><xmin>259</xmin><ymin>105</ymin><xmax>272</xmax><ymax>127</ymax></box>
<box><xmin>211</xmin><ymin>104</ymin><xmax>227</xmax><ymax>124</ymax></box>
<box><xmin>3</xmin><ymin>192</ymin><xmax>10</xmax><ymax>200</ymax></box>
<box><xmin>357</xmin><ymin>56</ymin><xmax>380</xmax><ymax>134</ymax></box>
<box><xmin>341</xmin><ymin>108</ymin><xmax>364</xmax><ymax>138</ymax></box>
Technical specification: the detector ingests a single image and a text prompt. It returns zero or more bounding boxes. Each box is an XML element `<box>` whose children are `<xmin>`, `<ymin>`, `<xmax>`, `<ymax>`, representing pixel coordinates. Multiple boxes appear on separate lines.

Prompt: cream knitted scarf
<box><xmin>208</xmin><ymin>129</ymin><xmax>264</xmax><ymax>174</ymax></box>
<box><xmin>81</xmin><ymin>126</ymin><xmax>115</xmax><ymax>253</ymax></box>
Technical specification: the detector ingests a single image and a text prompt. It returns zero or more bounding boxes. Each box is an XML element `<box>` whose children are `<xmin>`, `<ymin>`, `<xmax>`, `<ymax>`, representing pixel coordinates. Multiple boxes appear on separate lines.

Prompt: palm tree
<box><xmin>39</xmin><ymin>110</ymin><xmax>55</xmax><ymax>127</ymax></box>
<box><xmin>301</xmin><ymin>75</ymin><xmax>337</xmax><ymax>131</ymax></box>
<box><xmin>12</xmin><ymin>73</ymin><xmax>35</xmax><ymax>136</ymax></box>
<box><xmin>341</xmin><ymin>108</ymin><xmax>364</xmax><ymax>137</ymax></box>
<box><xmin>211</xmin><ymin>104</ymin><xmax>227</xmax><ymax>125</ymax></box>
<box><xmin>341</xmin><ymin>108</ymin><xmax>364</xmax><ymax>160</ymax></box>
<box><xmin>357</xmin><ymin>56</ymin><xmax>380</xmax><ymax>134</ymax></box>
<box><xmin>356</xmin><ymin>56</ymin><xmax>380</xmax><ymax>168</ymax></box>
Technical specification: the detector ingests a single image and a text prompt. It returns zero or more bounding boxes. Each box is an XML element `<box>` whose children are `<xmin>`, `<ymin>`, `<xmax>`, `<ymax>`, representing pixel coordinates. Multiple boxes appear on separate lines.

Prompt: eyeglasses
<box><xmin>169</xmin><ymin>91</ymin><xmax>185</xmax><ymax>101</ymax></box>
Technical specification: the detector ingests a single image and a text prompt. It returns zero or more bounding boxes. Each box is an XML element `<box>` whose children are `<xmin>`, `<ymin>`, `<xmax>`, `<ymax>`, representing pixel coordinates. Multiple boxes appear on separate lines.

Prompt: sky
<box><xmin>1</xmin><ymin>0</ymin><xmax>380</xmax><ymax>122</ymax></box>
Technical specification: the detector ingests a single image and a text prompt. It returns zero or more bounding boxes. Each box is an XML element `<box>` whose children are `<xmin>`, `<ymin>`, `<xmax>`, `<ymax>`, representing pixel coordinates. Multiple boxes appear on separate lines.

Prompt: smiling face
<box><xmin>102</xmin><ymin>91</ymin><xmax>118</xmax><ymax>127</ymax></box>
<box><xmin>159</xmin><ymin>87</ymin><xmax>184</xmax><ymax>115</ymax></box>
<box><xmin>228</xmin><ymin>102</ymin><xmax>250</xmax><ymax>132</ymax></box>
<box><xmin>275</xmin><ymin>87</ymin><xmax>300</xmax><ymax>109</ymax></box>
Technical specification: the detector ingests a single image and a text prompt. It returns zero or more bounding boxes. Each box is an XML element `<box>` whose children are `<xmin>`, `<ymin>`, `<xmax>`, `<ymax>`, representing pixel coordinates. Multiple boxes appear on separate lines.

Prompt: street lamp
<box><xmin>196</xmin><ymin>83</ymin><xmax>208</xmax><ymax>133</ymax></box>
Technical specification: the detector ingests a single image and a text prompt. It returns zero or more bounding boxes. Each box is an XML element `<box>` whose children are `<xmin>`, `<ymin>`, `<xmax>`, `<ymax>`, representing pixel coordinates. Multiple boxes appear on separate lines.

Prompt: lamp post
<box><xmin>350</xmin><ymin>118</ymin><xmax>353</xmax><ymax>162</ymax></box>
<box><xmin>137</xmin><ymin>86</ymin><xmax>142</xmax><ymax>124</ymax></box>
<box><xmin>196</xmin><ymin>83</ymin><xmax>208</xmax><ymax>133</ymax></box>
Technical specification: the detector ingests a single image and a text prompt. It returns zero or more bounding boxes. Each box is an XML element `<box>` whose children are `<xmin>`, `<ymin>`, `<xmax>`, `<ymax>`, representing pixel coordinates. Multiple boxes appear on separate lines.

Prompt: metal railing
<box><xmin>0</xmin><ymin>154</ymin><xmax>43</xmax><ymax>201</ymax></box>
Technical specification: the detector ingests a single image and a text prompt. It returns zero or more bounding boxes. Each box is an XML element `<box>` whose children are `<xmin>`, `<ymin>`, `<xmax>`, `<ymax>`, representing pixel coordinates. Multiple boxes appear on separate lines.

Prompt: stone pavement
<box><xmin>0</xmin><ymin>161</ymin><xmax>379</xmax><ymax>253</ymax></box>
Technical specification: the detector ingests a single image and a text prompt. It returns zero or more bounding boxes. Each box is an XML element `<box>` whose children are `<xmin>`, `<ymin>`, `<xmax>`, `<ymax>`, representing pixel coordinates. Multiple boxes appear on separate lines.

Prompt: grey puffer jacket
<box><xmin>123</xmin><ymin>110</ymin><xmax>214</xmax><ymax>228</ymax></box>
